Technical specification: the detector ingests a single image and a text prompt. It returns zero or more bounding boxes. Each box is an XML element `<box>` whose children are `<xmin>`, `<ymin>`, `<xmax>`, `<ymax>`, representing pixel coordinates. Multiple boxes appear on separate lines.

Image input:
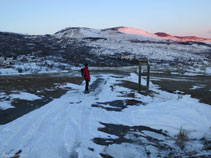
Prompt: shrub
<box><xmin>17</xmin><ymin>68</ymin><xmax>23</xmax><ymax>73</ymax></box>
<box><xmin>175</xmin><ymin>127</ymin><xmax>189</xmax><ymax>149</ymax></box>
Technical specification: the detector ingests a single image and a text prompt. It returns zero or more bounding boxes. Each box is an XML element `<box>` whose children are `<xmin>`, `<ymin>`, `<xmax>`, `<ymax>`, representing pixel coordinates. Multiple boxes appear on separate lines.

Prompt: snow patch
<box><xmin>0</xmin><ymin>68</ymin><xmax>18</xmax><ymax>75</ymax></box>
<box><xmin>0</xmin><ymin>101</ymin><xmax>14</xmax><ymax>110</ymax></box>
<box><xmin>206</xmin><ymin>67</ymin><xmax>211</xmax><ymax>75</ymax></box>
<box><xmin>10</xmin><ymin>92</ymin><xmax>41</xmax><ymax>101</ymax></box>
<box><xmin>190</xmin><ymin>85</ymin><xmax>205</xmax><ymax>90</ymax></box>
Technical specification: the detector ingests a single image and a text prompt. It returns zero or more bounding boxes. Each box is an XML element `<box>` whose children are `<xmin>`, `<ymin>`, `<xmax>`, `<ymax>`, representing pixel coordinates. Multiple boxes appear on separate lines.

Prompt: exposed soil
<box><xmin>100</xmin><ymin>153</ymin><xmax>114</xmax><ymax>158</ymax></box>
<box><xmin>92</xmin><ymin>99</ymin><xmax>143</xmax><ymax>112</ymax></box>
<box><xmin>93</xmin><ymin>122</ymin><xmax>211</xmax><ymax>158</ymax></box>
<box><xmin>93</xmin><ymin>122</ymin><xmax>177</xmax><ymax>157</ymax></box>
<box><xmin>116</xmin><ymin>80</ymin><xmax>156</xmax><ymax>96</ymax></box>
<box><xmin>151</xmin><ymin>73</ymin><xmax>211</xmax><ymax>105</ymax></box>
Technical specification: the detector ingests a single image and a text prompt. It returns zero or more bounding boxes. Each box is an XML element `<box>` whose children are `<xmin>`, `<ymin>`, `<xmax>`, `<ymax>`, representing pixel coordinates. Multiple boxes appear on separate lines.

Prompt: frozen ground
<box><xmin>0</xmin><ymin>72</ymin><xmax>211</xmax><ymax>158</ymax></box>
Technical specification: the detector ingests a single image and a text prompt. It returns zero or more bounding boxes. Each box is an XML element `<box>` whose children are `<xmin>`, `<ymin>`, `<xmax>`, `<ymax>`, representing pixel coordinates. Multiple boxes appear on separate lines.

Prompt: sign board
<box><xmin>139</xmin><ymin>60</ymin><xmax>148</xmax><ymax>65</ymax></box>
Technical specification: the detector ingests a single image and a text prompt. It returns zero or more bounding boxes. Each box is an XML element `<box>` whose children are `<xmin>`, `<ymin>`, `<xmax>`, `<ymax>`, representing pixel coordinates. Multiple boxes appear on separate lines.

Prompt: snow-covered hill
<box><xmin>55</xmin><ymin>26</ymin><xmax>211</xmax><ymax>42</ymax></box>
<box><xmin>54</xmin><ymin>26</ymin><xmax>163</xmax><ymax>42</ymax></box>
<box><xmin>54</xmin><ymin>27</ymin><xmax>102</xmax><ymax>39</ymax></box>
<box><xmin>54</xmin><ymin>26</ymin><xmax>211</xmax><ymax>62</ymax></box>
<box><xmin>0</xmin><ymin>26</ymin><xmax>211</xmax><ymax>69</ymax></box>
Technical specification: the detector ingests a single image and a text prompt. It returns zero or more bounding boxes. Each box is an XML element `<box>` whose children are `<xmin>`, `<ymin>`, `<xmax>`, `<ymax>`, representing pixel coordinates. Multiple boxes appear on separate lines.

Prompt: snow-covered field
<box><xmin>0</xmin><ymin>72</ymin><xmax>210</xmax><ymax>158</ymax></box>
<box><xmin>0</xmin><ymin>26</ymin><xmax>211</xmax><ymax>157</ymax></box>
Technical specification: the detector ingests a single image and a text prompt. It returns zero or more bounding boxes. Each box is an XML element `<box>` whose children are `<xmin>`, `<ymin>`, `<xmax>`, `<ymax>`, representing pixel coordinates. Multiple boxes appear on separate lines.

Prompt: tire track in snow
<box><xmin>0</xmin><ymin>74</ymin><xmax>110</xmax><ymax>158</ymax></box>
<box><xmin>0</xmin><ymin>92</ymin><xmax>78</xmax><ymax>157</ymax></box>
<box><xmin>68</xmin><ymin>76</ymin><xmax>107</xmax><ymax>157</ymax></box>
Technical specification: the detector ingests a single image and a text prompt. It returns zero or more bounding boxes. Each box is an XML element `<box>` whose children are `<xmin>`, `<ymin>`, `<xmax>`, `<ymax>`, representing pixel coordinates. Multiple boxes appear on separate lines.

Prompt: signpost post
<box><xmin>138</xmin><ymin>60</ymin><xmax>150</xmax><ymax>93</ymax></box>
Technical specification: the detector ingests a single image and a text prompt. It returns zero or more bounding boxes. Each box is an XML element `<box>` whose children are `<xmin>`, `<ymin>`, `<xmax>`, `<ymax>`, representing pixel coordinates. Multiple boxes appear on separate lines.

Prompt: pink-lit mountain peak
<box><xmin>155</xmin><ymin>32</ymin><xmax>211</xmax><ymax>42</ymax></box>
<box><xmin>116</xmin><ymin>26</ymin><xmax>158</xmax><ymax>38</ymax></box>
<box><xmin>118</xmin><ymin>27</ymin><xmax>211</xmax><ymax>42</ymax></box>
<box><xmin>112</xmin><ymin>26</ymin><xmax>210</xmax><ymax>42</ymax></box>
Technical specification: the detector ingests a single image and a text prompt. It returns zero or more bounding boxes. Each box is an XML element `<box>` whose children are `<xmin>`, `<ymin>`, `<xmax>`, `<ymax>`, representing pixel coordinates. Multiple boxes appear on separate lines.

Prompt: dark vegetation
<box><xmin>130</xmin><ymin>39</ymin><xmax>211</xmax><ymax>49</ymax></box>
<box><xmin>1</xmin><ymin>31</ymin><xmax>210</xmax><ymax>68</ymax></box>
<box><xmin>0</xmin><ymin>32</ymin><xmax>139</xmax><ymax>66</ymax></box>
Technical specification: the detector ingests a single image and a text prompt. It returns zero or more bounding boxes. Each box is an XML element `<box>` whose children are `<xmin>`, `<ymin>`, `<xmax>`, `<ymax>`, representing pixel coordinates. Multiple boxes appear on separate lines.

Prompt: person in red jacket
<box><xmin>83</xmin><ymin>63</ymin><xmax>90</xmax><ymax>93</ymax></box>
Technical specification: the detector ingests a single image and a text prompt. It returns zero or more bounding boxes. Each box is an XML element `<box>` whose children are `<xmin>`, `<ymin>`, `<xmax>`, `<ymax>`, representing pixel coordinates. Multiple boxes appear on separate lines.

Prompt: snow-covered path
<box><xmin>0</xmin><ymin>74</ymin><xmax>118</xmax><ymax>158</ymax></box>
<box><xmin>0</xmin><ymin>73</ymin><xmax>211</xmax><ymax>158</ymax></box>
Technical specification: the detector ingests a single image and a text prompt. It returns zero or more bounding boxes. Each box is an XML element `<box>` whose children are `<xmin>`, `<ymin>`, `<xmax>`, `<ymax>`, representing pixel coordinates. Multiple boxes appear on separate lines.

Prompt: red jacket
<box><xmin>84</xmin><ymin>66</ymin><xmax>90</xmax><ymax>80</ymax></box>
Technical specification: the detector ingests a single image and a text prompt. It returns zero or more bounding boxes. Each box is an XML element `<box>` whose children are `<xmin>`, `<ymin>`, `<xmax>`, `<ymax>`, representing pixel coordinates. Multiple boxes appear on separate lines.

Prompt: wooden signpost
<box><xmin>138</xmin><ymin>60</ymin><xmax>150</xmax><ymax>93</ymax></box>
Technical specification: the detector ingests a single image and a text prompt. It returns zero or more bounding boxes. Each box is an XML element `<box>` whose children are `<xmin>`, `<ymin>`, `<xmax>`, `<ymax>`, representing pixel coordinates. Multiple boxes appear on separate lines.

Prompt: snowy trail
<box><xmin>0</xmin><ymin>75</ymin><xmax>94</xmax><ymax>157</ymax></box>
<box><xmin>0</xmin><ymin>74</ymin><xmax>117</xmax><ymax>158</ymax></box>
<box><xmin>0</xmin><ymin>73</ymin><xmax>211</xmax><ymax>158</ymax></box>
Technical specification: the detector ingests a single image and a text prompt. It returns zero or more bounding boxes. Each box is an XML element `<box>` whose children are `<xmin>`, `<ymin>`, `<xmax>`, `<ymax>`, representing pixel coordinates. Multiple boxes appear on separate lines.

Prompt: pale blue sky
<box><xmin>0</xmin><ymin>0</ymin><xmax>211</xmax><ymax>38</ymax></box>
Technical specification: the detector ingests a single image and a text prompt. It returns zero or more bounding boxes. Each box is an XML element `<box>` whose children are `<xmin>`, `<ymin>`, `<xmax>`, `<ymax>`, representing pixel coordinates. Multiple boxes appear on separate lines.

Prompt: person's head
<box><xmin>84</xmin><ymin>63</ymin><xmax>88</xmax><ymax>67</ymax></box>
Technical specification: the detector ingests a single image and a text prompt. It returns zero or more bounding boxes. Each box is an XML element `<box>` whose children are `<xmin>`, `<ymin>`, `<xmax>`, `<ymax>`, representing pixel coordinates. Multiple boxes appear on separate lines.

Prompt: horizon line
<box><xmin>0</xmin><ymin>26</ymin><xmax>211</xmax><ymax>39</ymax></box>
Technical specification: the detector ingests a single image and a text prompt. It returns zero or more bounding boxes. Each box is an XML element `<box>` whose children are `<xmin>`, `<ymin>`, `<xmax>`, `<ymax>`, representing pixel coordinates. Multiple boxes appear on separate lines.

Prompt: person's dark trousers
<box><xmin>85</xmin><ymin>79</ymin><xmax>89</xmax><ymax>92</ymax></box>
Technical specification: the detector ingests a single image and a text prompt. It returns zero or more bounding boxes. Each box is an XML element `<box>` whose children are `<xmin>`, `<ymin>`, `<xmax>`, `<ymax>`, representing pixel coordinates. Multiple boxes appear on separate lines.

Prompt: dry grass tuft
<box><xmin>175</xmin><ymin>127</ymin><xmax>189</xmax><ymax>150</ymax></box>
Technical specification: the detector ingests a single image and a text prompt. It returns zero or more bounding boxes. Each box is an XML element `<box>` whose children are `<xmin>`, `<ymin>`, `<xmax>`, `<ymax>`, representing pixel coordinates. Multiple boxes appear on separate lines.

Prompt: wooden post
<box><xmin>138</xmin><ymin>59</ymin><xmax>150</xmax><ymax>93</ymax></box>
<box><xmin>138</xmin><ymin>62</ymin><xmax>141</xmax><ymax>93</ymax></box>
<box><xmin>147</xmin><ymin>64</ymin><xmax>150</xmax><ymax>90</ymax></box>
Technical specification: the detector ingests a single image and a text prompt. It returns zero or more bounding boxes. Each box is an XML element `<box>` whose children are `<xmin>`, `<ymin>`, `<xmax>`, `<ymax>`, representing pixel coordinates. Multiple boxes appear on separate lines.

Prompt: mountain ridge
<box><xmin>54</xmin><ymin>26</ymin><xmax>211</xmax><ymax>42</ymax></box>
<box><xmin>155</xmin><ymin>32</ymin><xmax>211</xmax><ymax>42</ymax></box>
<box><xmin>1</xmin><ymin>26</ymin><xmax>211</xmax><ymax>67</ymax></box>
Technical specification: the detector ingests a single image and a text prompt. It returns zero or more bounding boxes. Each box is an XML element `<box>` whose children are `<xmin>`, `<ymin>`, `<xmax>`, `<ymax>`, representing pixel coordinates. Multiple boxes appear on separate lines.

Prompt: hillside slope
<box><xmin>54</xmin><ymin>27</ymin><xmax>211</xmax><ymax>63</ymax></box>
<box><xmin>0</xmin><ymin>27</ymin><xmax>211</xmax><ymax>68</ymax></box>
